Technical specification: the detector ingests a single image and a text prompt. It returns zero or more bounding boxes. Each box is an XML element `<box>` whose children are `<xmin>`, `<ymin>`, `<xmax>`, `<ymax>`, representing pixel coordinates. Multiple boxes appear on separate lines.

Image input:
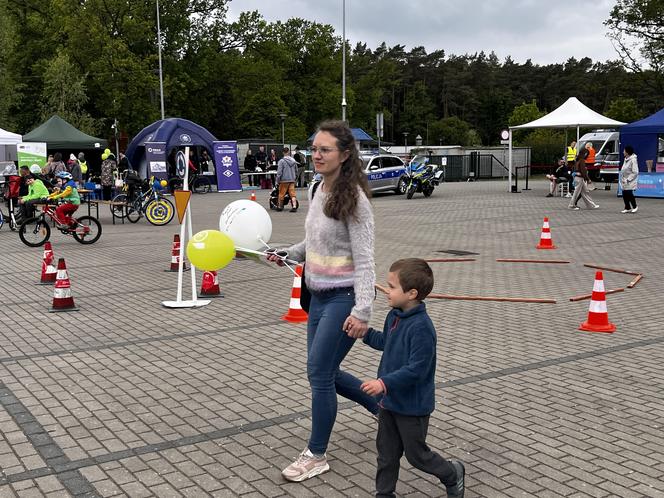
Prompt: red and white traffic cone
<box><xmin>200</xmin><ymin>270</ymin><xmax>223</xmax><ymax>298</ymax></box>
<box><xmin>165</xmin><ymin>234</ymin><xmax>188</xmax><ymax>272</ymax></box>
<box><xmin>282</xmin><ymin>264</ymin><xmax>308</xmax><ymax>323</ymax></box>
<box><xmin>38</xmin><ymin>241</ymin><xmax>57</xmax><ymax>285</ymax></box>
<box><xmin>48</xmin><ymin>258</ymin><xmax>79</xmax><ymax>312</ymax></box>
<box><xmin>536</xmin><ymin>217</ymin><xmax>556</xmax><ymax>249</ymax></box>
<box><xmin>249</xmin><ymin>191</ymin><xmax>257</xmax><ymax>201</ymax></box>
<box><xmin>579</xmin><ymin>271</ymin><xmax>616</xmax><ymax>333</ymax></box>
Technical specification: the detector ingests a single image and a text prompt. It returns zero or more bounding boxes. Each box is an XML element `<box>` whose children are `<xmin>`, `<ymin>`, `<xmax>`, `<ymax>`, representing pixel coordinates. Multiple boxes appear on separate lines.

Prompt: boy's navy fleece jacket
<box><xmin>363</xmin><ymin>303</ymin><xmax>437</xmax><ymax>416</ymax></box>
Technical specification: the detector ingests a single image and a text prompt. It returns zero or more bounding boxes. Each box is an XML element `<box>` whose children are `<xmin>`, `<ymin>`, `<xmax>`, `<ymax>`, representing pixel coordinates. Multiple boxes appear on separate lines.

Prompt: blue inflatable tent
<box><xmin>126</xmin><ymin>118</ymin><xmax>218</xmax><ymax>177</ymax></box>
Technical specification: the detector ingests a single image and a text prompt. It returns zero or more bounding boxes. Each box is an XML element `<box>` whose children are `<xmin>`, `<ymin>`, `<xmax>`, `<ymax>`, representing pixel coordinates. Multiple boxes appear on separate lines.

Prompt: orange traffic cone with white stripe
<box><xmin>249</xmin><ymin>191</ymin><xmax>257</xmax><ymax>201</ymax></box>
<box><xmin>579</xmin><ymin>271</ymin><xmax>616</xmax><ymax>333</ymax></box>
<box><xmin>48</xmin><ymin>258</ymin><xmax>79</xmax><ymax>312</ymax></box>
<box><xmin>200</xmin><ymin>270</ymin><xmax>223</xmax><ymax>298</ymax></box>
<box><xmin>165</xmin><ymin>234</ymin><xmax>189</xmax><ymax>272</ymax></box>
<box><xmin>282</xmin><ymin>264</ymin><xmax>308</xmax><ymax>323</ymax></box>
<box><xmin>536</xmin><ymin>217</ymin><xmax>556</xmax><ymax>249</ymax></box>
<box><xmin>38</xmin><ymin>241</ymin><xmax>57</xmax><ymax>285</ymax></box>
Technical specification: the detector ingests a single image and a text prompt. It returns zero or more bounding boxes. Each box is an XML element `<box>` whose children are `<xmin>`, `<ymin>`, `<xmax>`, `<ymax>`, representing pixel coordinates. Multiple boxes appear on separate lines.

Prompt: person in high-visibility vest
<box><xmin>566</xmin><ymin>141</ymin><xmax>577</xmax><ymax>164</ymax></box>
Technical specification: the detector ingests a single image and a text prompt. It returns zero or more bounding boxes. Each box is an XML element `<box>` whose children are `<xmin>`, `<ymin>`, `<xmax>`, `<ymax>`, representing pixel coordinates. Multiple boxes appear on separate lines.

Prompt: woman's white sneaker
<box><xmin>631</xmin><ymin>206</ymin><xmax>638</xmax><ymax>213</ymax></box>
<box><xmin>621</xmin><ymin>209</ymin><xmax>631</xmax><ymax>213</ymax></box>
<box><xmin>281</xmin><ymin>449</ymin><xmax>330</xmax><ymax>482</ymax></box>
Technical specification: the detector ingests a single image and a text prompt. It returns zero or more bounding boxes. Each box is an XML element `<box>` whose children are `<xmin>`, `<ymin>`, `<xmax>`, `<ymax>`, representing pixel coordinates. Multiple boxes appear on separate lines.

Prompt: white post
<box><xmin>341</xmin><ymin>0</ymin><xmax>347</xmax><ymax>122</ymax></box>
<box><xmin>508</xmin><ymin>129</ymin><xmax>513</xmax><ymax>192</ymax></box>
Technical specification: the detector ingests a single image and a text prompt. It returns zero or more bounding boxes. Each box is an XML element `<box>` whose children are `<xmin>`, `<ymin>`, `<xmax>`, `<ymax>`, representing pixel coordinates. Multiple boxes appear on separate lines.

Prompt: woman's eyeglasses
<box><xmin>308</xmin><ymin>146</ymin><xmax>339</xmax><ymax>155</ymax></box>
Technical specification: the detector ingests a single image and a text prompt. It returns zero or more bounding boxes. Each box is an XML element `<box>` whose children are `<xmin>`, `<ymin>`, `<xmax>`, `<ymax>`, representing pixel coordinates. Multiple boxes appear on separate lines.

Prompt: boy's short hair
<box><xmin>389</xmin><ymin>258</ymin><xmax>434</xmax><ymax>301</ymax></box>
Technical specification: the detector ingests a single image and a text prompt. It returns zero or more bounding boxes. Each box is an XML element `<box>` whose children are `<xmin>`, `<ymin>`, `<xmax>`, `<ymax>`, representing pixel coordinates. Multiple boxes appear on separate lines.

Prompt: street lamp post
<box><xmin>403</xmin><ymin>131</ymin><xmax>409</xmax><ymax>147</ymax></box>
<box><xmin>156</xmin><ymin>0</ymin><xmax>165</xmax><ymax>120</ymax></box>
<box><xmin>341</xmin><ymin>0</ymin><xmax>347</xmax><ymax>121</ymax></box>
<box><xmin>278</xmin><ymin>113</ymin><xmax>287</xmax><ymax>146</ymax></box>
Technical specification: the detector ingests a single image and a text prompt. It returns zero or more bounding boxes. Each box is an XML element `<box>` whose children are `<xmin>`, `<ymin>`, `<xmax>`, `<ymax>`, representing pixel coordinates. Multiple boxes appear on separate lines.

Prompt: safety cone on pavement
<box><xmin>38</xmin><ymin>241</ymin><xmax>57</xmax><ymax>285</ymax></box>
<box><xmin>579</xmin><ymin>271</ymin><xmax>616</xmax><ymax>333</ymax></box>
<box><xmin>249</xmin><ymin>191</ymin><xmax>257</xmax><ymax>201</ymax></box>
<box><xmin>48</xmin><ymin>258</ymin><xmax>79</xmax><ymax>312</ymax></box>
<box><xmin>165</xmin><ymin>234</ymin><xmax>189</xmax><ymax>272</ymax></box>
<box><xmin>282</xmin><ymin>264</ymin><xmax>308</xmax><ymax>323</ymax></box>
<box><xmin>536</xmin><ymin>217</ymin><xmax>556</xmax><ymax>249</ymax></box>
<box><xmin>200</xmin><ymin>270</ymin><xmax>224</xmax><ymax>297</ymax></box>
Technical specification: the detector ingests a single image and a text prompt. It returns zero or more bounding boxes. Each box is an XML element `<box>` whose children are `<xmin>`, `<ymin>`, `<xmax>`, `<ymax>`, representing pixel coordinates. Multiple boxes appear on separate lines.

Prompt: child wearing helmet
<box><xmin>48</xmin><ymin>171</ymin><xmax>81</xmax><ymax>228</ymax></box>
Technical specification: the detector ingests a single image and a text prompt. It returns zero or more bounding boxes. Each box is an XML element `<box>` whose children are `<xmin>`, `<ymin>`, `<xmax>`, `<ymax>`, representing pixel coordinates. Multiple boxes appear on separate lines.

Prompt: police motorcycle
<box><xmin>404</xmin><ymin>156</ymin><xmax>442</xmax><ymax>199</ymax></box>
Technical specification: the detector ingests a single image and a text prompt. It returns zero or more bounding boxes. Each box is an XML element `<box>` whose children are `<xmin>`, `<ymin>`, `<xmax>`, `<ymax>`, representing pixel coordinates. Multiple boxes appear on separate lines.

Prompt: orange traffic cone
<box><xmin>579</xmin><ymin>271</ymin><xmax>616</xmax><ymax>333</ymax></box>
<box><xmin>250</xmin><ymin>191</ymin><xmax>257</xmax><ymax>201</ymax></box>
<box><xmin>536</xmin><ymin>217</ymin><xmax>556</xmax><ymax>249</ymax></box>
<box><xmin>48</xmin><ymin>258</ymin><xmax>79</xmax><ymax>312</ymax></box>
<box><xmin>282</xmin><ymin>264</ymin><xmax>308</xmax><ymax>323</ymax></box>
<box><xmin>165</xmin><ymin>234</ymin><xmax>189</xmax><ymax>272</ymax></box>
<box><xmin>38</xmin><ymin>241</ymin><xmax>57</xmax><ymax>285</ymax></box>
<box><xmin>200</xmin><ymin>270</ymin><xmax>224</xmax><ymax>297</ymax></box>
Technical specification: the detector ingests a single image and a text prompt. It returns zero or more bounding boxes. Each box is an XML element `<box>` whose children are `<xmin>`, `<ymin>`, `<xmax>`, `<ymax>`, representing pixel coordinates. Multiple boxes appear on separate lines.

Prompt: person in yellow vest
<box><xmin>566</xmin><ymin>141</ymin><xmax>577</xmax><ymax>165</ymax></box>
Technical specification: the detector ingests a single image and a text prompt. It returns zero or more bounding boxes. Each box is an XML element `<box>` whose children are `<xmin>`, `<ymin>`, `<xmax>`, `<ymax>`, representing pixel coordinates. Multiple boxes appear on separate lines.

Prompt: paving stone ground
<box><xmin>1</xmin><ymin>179</ymin><xmax>663</xmax><ymax>497</ymax></box>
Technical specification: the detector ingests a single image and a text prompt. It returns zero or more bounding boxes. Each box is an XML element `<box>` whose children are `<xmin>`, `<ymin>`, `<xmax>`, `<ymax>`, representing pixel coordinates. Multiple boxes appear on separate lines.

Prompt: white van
<box><xmin>577</xmin><ymin>130</ymin><xmax>620</xmax><ymax>182</ymax></box>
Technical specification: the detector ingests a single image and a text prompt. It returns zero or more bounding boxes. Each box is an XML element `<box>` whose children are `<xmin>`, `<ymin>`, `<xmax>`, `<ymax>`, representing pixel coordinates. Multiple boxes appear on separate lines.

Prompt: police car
<box><xmin>361</xmin><ymin>154</ymin><xmax>408</xmax><ymax>194</ymax></box>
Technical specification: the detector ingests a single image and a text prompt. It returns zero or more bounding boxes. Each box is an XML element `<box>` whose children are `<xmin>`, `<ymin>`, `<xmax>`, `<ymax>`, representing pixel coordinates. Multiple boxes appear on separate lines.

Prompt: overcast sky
<box><xmin>227</xmin><ymin>0</ymin><xmax>620</xmax><ymax>65</ymax></box>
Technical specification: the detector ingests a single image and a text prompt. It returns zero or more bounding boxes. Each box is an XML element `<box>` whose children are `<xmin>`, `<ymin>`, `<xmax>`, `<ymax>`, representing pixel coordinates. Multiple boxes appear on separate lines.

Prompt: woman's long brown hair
<box><xmin>316</xmin><ymin>120</ymin><xmax>371</xmax><ymax>223</ymax></box>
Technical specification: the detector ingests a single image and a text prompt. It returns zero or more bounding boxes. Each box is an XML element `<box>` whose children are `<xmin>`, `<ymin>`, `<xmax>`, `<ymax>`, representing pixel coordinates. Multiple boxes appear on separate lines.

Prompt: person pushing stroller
<box><xmin>275</xmin><ymin>147</ymin><xmax>298</xmax><ymax>212</ymax></box>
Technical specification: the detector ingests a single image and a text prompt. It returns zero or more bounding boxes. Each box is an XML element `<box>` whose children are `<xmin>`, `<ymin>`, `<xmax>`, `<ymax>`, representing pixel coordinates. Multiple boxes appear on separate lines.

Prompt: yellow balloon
<box><xmin>186</xmin><ymin>230</ymin><xmax>235</xmax><ymax>271</ymax></box>
<box><xmin>101</xmin><ymin>152</ymin><xmax>108</xmax><ymax>161</ymax></box>
<box><xmin>160</xmin><ymin>179</ymin><xmax>168</xmax><ymax>187</ymax></box>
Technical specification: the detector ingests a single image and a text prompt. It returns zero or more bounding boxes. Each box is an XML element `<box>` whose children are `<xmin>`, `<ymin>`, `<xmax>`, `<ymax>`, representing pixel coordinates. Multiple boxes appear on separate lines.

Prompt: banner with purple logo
<box><xmin>145</xmin><ymin>142</ymin><xmax>168</xmax><ymax>180</ymax></box>
<box><xmin>213</xmin><ymin>141</ymin><xmax>242</xmax><ymax>192</ymax></box>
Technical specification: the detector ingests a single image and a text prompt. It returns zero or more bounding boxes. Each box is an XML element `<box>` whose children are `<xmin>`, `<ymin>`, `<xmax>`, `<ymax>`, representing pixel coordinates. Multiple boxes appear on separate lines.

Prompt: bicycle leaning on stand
<box><xmin>18</xmin><ymin>201</ymin><xmax>102</xmax><ymax>247</ymax></box>
<box><xmin>168</xmin><ymin>172</ymin><xmax>211</xmax><ymax>194</ymax></box>
<box><xmin>110</xmin><ymin>177</ymin><xmax>174</xmax><ymax>226</ymax></box>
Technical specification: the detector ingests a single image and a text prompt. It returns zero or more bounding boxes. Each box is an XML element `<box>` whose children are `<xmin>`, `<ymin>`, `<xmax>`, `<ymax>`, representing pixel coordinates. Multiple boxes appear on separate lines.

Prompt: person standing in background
<box><xmin>620</xmin><ymin>145</ymin><xmax>639</xmax><ymax>213</ymax></box>
<box><xmin>584</xmin><ymin>142</ymin><xmax>597</xmax><ymax>190</ymax></box>
<box><xmin>78</xmin><ymin>153</ymin><xmax>88</xmax><ymax>181</ymax></box>
<box><xmin>100</xmin><ymin>152</ymin><xmax>117</xmax><ymax>200</ymax></box>
<box><xmin>568</xmin><ymin>149</ymin><xmax>598</xmax><ymax>210</ymax></box>
<box><xmin>244</xmin><ymin>149</ymin><xmax>258</xmax><ymax>187</ymax></box>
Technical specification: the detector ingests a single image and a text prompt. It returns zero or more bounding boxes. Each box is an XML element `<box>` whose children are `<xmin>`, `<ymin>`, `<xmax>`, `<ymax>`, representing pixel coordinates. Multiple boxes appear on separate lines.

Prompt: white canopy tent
<box><xmin>507</xmin><ymin>97</ymin><xmax>626</xmax><ymax>191</ymax></box>
<box><xmin>0</xmin><ymin>126</ymin><xmax>22</xmax><ymax>162</ymax></box>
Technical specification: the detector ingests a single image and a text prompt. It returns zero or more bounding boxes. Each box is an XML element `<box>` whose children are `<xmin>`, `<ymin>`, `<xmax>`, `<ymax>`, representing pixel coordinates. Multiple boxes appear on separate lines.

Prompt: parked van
<box><xmin>577</xmin><ymin>130</ymin><xmax>620</xmax><ymax>182</ymax></box>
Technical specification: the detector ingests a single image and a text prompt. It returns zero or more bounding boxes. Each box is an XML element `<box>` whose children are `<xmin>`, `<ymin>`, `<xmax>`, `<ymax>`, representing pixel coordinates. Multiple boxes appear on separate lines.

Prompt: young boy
<box><xmin>359</xmin><ymin>258</ymin><xmax>465</xmax><ymax>498</ymax></box>
<box><xmin>48</xmin><ymin>171</ymin><xmax>80</xmax><ymax>228</ymax></box>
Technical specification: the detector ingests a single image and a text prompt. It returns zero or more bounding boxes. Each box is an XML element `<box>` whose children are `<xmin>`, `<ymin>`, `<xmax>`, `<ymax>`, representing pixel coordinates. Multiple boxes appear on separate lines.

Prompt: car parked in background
<box><xmin>360</xmin><ymin>154</ymin><xmax>408</xmax><ymax>194</ymax></box>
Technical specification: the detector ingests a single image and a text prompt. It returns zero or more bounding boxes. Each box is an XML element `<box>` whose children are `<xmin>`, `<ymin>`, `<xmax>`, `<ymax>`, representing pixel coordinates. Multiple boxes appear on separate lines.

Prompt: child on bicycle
<box><xmin>18</xmin><ymin>171</ymin><xmax>50</xmax><ymax>218</ymax></box>
<box><xmin>48</xmin><ymin>171</ymin><xmax>81</xmax><ymax>228</ymax></box>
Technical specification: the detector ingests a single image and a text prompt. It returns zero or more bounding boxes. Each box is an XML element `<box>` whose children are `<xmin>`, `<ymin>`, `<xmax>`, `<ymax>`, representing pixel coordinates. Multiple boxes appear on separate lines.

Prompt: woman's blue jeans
<box><xmin>306</xmin><ymin>287</ymin><xmax>379</xmax><ymax>455</ymax></box>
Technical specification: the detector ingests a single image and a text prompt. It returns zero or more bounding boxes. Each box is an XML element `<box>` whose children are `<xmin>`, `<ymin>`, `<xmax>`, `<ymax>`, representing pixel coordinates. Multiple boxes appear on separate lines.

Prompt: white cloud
<box><xmin>227</xmin><ymin>0</ymin><xmax>619</xmax><ymax>64</ymax></box>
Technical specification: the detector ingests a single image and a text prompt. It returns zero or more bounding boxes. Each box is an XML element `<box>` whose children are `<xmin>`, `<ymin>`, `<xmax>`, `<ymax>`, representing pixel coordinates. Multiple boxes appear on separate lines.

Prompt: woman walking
<box><xmin>568</xmin><ymin>148</ymin><xmax>599</xmax><ymax>210</ymax></box>
<box><xmin>268</xmin><ymin>120</ymin><xmax>379</xmax><ymax>482</ymax></box>
<box><xmin>620</xmin><ymin>145</ymin><xmax>639</xmax><ymax>213</ymax></box>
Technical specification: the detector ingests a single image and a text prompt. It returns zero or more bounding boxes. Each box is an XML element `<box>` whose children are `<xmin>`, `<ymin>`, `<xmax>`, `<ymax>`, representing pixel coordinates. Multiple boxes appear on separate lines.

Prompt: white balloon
<box><xmin>219</xmin><ymin>199</ymin><xmax>272</xmax><ymax>250</ymax></box>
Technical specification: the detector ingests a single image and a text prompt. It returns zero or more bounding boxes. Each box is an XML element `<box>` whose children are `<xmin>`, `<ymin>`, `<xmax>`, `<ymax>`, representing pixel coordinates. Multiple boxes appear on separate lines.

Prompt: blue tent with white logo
<box><xmin>126</xmin><ymin>118</ymin><xmax>218</xmax><ymax>177</ymax></box>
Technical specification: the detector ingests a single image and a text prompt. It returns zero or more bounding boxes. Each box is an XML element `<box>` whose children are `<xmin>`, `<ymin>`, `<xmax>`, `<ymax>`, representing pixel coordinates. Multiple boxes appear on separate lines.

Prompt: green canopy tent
<box><xmin>23</xmin><ymin>115</ymin><xmax>107</xmax><ymax>150</ymax></box>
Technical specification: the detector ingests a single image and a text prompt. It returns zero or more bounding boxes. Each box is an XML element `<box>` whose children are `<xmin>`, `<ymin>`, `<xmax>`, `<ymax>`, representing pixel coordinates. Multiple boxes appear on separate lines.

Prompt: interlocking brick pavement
<box><xmin>1</xmin><ymin>180</ymin><xmax>663</xmax><ymax>497</ymax></box>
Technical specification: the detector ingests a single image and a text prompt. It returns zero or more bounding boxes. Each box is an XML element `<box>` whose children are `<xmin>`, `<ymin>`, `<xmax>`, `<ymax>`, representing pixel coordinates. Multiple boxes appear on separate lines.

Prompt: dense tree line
<box><xmin>0</xmin><ymin>0</ymin><xmax>661</xmax><ymax>163</ymax></box>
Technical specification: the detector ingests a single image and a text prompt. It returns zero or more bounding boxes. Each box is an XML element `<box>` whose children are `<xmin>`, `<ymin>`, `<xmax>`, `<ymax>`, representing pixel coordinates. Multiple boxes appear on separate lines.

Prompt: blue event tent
<box><xmin>620</xmin><ymin>107</ymin><xmax>664</xmax><ymax>171</ymax></box>
<box><xmin>126</xmin><ymin>118</ymin><xmax>218</xmax><ymax>176</ymax></box>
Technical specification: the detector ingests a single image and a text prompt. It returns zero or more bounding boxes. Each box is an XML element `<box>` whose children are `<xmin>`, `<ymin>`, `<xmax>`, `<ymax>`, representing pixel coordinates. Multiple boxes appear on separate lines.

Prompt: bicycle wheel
<box><xmin>19</xmin><ymin>217</ymin><xmax>50</xmax><ymax>247</ymax></box>
<box><xmin>111</xmin><ymin>193</ymin><xmax>128</xmax><ymax>218</ymax></box>
<box><xmin>193</xmin><ymin>176</ymin><xmax>211</xmax><ymax>194</ymax></box>
<box><xmin>126</xmin><ymin>199</ymin><xmax>142</xmax><ymax>223</ymax></box>
<box><xmin>145</xmin><ymin>198</ymin><xmax>174</xmax><ymax>226</ymax></box>
<box><xmin>72</xmin><ymin>216</ymin><xmax>102</xmax><ymax>244</ymax></box>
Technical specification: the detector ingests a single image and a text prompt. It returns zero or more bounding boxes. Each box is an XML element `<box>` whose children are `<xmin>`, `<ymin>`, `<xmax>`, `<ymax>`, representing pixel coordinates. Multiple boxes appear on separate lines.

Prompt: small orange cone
<box><xmin>282</xmin><ymin>264</ymin><xmax>308</xmax><ymax>323</ymax></box>
<box><xmin>48</xmin><ymin>258</ymin><xmax>79</xmax><ymax>312</ymax></box>
<box><xmin>38</xmin><ymin>241</ymin><xmax>57</xmax><ymax>285</ymax></box>
<box><xmin>165</xmin><ymin>234</ymin><xmax>189</xmax><ymax>272</ymax></box>
<box><xmin>579</xmin><ymin>271</ymin><xmax>616</xmax><ymax>333</ymax></box>
<box><xmin>250</xmin><ymin>191</ymin><xmax>256</xmax><ymax>201</ymax></box>
<box><xmin>536</xmin><ymin>217</ymin><xmax>556</xmax><ymax>249</ymax></box>
<box><xmin>200</xmin><ymin>270</ymin><xmax>224</xmax><ymax>297</ymax></box>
